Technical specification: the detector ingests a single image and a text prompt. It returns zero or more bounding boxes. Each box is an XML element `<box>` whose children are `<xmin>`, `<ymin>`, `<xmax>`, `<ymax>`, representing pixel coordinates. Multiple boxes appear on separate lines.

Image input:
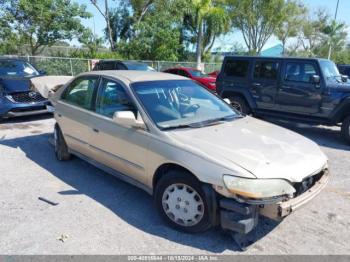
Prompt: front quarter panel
<box><xmin>144</xmin><ymin>134</ymin><xmax>254</xmax><ymax>191</ymax></box>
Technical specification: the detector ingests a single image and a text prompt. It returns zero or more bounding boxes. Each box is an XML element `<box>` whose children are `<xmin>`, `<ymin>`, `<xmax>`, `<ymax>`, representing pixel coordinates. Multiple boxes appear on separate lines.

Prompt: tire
<box><xmin>341</xmin><ymin>116</ymin><xmax>350</xmax><ymax>144</ymax></box>
<box><xmin>228</xmin><ymin>96</ymin><xmax>251</xmax><ymax>115</ymax></box>
<box><xmin>154</xmin><ymin>170</ymin><xmax>213</xmax><ymax>233</ymax></box>
<box><xmin>54</xmin><ymin>124</ymin><xmax>71</xmax><ymax>161</ymax></box>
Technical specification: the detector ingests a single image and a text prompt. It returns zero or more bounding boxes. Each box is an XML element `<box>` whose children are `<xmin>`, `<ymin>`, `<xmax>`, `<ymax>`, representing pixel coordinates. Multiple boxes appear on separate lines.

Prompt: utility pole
<box><xmin>328</xmin><ymin>0</ymin><xmax>340</xmax><ymax>59</ymax></box>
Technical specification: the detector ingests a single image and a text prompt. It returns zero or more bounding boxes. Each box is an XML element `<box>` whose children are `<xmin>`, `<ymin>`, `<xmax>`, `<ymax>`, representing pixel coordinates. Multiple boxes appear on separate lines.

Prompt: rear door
<box><xmin>250</xmin><ymin>59</ymin><xmax>280</xmax><ymax>109</ymax></box>
<box><xmin>276</xmin><ymin>60</ymin><xmax>323</xmax><ymax>114</ymax></box>
<box><xmin>55</xmin><ymin>76</ymin><xmax>99</xmax><ymax>157</ymax></box>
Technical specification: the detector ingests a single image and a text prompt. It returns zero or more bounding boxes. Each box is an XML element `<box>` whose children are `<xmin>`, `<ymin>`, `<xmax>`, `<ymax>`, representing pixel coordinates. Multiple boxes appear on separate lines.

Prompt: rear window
<box><xmin>224</xmin><ymin>59</ymin><xmax>249</xmax><ymax>78</ymax></box>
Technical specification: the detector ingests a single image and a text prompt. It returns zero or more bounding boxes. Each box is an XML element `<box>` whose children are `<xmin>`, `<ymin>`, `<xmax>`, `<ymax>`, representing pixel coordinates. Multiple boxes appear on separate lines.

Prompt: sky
<box><xmin>75</xmin><ymin>0</ymin><xmax>350</xmax><ymax>51</ymax></box>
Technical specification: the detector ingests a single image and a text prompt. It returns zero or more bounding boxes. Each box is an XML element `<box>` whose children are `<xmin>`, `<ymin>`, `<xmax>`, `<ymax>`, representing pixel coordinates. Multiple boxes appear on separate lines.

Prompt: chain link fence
<box><xmin>2</xmin><ymin>55</ymin><xmax>222</xmax><ymax>76</ymax></box>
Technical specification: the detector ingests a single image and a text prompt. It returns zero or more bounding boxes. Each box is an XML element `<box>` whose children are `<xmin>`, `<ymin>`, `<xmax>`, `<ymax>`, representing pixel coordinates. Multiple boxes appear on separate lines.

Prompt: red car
<box><xmin>163</xmin><ymin>67</ymin><xmax>217</xmax><ymax>91</ymax></box>
<box><xmin>208</xmin><ymin>70</ymin><xmax>219</xmax><ymax>77</ymax></box>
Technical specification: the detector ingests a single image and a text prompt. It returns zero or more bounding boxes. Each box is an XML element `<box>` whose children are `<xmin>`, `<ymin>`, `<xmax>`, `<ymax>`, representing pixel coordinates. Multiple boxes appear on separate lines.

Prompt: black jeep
<box><xmin>216</xmin><ymin>56</ymin><xmax>350</xmax><ymax>143</ymax></box>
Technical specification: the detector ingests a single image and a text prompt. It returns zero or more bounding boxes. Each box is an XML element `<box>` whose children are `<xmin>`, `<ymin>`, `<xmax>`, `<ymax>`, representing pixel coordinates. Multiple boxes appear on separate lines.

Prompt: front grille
<box><xmin>293</xmin><ymin>170</ymin><xmax>325</xmax><ymax>197</ymax></box>
<box><xmin>10</xmin><ymin>106</ymin><xmax>47</xmax><ymax>112</ymax></box>
<box><xmin>10</xmin><ymin>91</ymin><xmax>46</xmax><ymax>103</ymax></box>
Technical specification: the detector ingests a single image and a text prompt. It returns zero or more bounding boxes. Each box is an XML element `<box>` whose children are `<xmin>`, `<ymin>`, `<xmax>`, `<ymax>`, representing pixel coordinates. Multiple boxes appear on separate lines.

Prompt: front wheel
<box><xmin>154</xmin><ymin>170</ymin><xmax>212</xmax><ymax>233</ymax></box>
<box><xmin>341</xmin><ymin>116</ymin><xmax>350</xmax><ymax>144</ymax></box>
<box><xmin>228</xmin><ymin>96</ymin><xmax>251</xmax><ymax>115</ymax></box>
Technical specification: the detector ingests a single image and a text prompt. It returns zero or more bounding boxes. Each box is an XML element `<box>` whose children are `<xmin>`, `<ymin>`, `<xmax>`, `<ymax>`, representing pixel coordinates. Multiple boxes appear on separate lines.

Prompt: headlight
<box><xmin>223</xmin><ymin>175</ymin><xmax>295</xmax><ymax>199</ymax></box>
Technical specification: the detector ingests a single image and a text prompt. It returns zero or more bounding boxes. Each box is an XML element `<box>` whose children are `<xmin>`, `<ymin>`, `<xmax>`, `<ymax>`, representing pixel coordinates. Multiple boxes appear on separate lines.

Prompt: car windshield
<box><xmin>320</xmin><ymin>60</ymin><xmax>342</xmax><ymax>81</ymax></box>
<box><xmin>0</xmin><ymin>60</ymin><xmax>39</xmax><ymax>77</ymax></box>
<box><xmin>125</xmin><ymin>63</ymin><xmax>156</xmax><ymax>71</ymax></box>
<box><xmin>188</xmin><ymin>69</ymin><xmax>208</xmax><ymax>78</ymax></box>
<box><xmin>131</xmin><ymin>80</ymin><xmax>239</xmax><ymax>130</ymax></box>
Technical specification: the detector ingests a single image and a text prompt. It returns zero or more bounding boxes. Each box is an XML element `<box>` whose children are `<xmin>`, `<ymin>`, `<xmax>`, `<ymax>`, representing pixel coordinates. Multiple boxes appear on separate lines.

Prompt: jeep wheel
<box><xmin>341</xmin><ymin>116</ymin><xmax>350</xmax><ymax>144</ymax></box>
<box><xmin>154</xmin><ymin>170</ymin><xmax>212</xmax><ymax>233</ymax></box>
<box><xmin>54</xmin><ymin>124</ymin><xmax>71</xmax><ymax>161</ymax></box>
<box><xmin>228</xmin><ymin>96</ymin><xmax>251</xmax><ymax>115</ymax></box>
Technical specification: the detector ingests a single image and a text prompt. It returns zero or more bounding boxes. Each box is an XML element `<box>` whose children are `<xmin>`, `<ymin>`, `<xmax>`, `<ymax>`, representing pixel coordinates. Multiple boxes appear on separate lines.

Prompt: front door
<box><xmin>276</xmin><ymin>61</ymin><xmax>323</xmax><ymax>115</ymax></box>
<box><xmin>88</xmin><ymin>77</ymin><xmax>150</xmax><ymax>185</ymax></box>
<box><xmin>249</xmin><ymin>60</ymin><xmax>280</xmax><ymax>109</ymax></box>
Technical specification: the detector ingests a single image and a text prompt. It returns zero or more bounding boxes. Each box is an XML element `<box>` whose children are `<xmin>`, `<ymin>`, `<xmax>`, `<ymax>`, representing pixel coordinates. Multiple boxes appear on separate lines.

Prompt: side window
<box><xmin>224</xmin><ymin>59</ymin><xmax>249</xmax><ymax>78</ymax></box>
<box><xmin>117</xmin><ymin>63</ymin><xmax>127</xmax><ymax>70</ymax></box>
<box><xmin>96</xmin><ymin>79</ymin><xmax>136</xmax><ymax>118</ymax></box>
<box><xmin>178</xmin><ymin>70</ymin><xmax>189</xmax><ymax>77</ymax></box>
<box><xmin>61</xmin><ymin>77</ymin><xmax>97</xmax><ymax>110</ymax></box>
<box><xmin>101</xmin><ymin>62</ymin><xmax>115</xmax><ymax>70</ymax></box>
<box><xmin>285</xmin><ymin>62</ymin><xmax>317</xmax><ymax>83</ymax></box>
<box><xmin>254</xmin><ymin>61</ymin><xmax>279</xmax><ymax>80</ymax></box>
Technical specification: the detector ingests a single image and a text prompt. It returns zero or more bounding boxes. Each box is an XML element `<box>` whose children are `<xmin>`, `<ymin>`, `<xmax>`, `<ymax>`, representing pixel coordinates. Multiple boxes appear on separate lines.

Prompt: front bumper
<box><xmin>219</xmin><ymin>169</ymin><xmax>330</xmax><ymax>234</ymax></box>
<box><xmin>260</xmin><ymin>169</ymin><xmax>330</xmax><ymax>219</ymax></box>
<box><xmin>0</xmin><ymin>96</ymin><xmax>50</xmax><ymax>118</ymax></box>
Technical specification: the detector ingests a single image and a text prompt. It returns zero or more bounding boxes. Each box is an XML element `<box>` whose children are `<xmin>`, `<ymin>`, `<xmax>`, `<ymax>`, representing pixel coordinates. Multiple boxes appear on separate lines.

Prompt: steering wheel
<box><xmin>183</xmin><ymin>104</ymin><xmax>200</xmax><ymax>114</ymax></box>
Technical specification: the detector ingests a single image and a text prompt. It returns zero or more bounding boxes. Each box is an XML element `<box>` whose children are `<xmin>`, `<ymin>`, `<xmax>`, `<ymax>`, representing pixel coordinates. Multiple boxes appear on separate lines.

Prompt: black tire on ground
<box><xmin>228</xmin><ymin>96</ymin><xmax>251</xmax><ymax>115</ymax></box>
<box><xmin>54</xmin><ymin>124</ymin><xmax>71</xmax><ymax>161</ymax></box>
<box><xmin>154</xmin><ymin>170</ymin><xmax>213</xmax><ymax>233</ymax></box>
<box><xmin>341</xmin><ymin>116</ymin><xmax>350</xmax><ymax>144</ymax></box>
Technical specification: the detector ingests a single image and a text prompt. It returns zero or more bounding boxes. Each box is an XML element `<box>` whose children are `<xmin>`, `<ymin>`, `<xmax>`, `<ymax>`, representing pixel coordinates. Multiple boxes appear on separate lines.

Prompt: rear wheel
<box><xmin>228</xmin><ymin>96</ymin><xmax>251</xmax><ymax>115</ymax></box>
<box><xmin>341</xmin><ymin>116</ymin><xmax>350</xmax><ymax>144</ymax></box>
<box><xmin>54</xmin><ymin>124</ymin><xmax>71</xmax><ymax>161</ymax></box>
<box><xmin>154</xmin><ymin>170</ymin><xmax>212</xmax><ymax>233</ymax></box>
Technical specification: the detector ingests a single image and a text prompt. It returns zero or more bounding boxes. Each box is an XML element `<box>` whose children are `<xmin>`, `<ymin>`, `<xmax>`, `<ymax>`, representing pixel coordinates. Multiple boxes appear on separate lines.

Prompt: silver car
<box><xmin>50</xmin><ymin>71</ymin><xmax>329</xmax><ymax>246</ymax></box>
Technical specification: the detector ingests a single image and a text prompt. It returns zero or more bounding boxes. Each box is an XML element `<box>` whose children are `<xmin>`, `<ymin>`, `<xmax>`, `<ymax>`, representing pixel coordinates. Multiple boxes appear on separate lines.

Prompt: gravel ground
<box><xmin>0</xmin><ymin>115</ymin><xmax>349</xmax><ymax>255</ymax></box>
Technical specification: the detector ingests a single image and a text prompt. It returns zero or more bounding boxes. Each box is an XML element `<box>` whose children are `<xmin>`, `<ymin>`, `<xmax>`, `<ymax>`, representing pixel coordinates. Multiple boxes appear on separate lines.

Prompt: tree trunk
<box><xmin>196</xmin><ymin>20</ymin><xmax>203</xmax><ymax>70</ymax></box>
<box><xmin>105</xmin><ymin>0</ymin><xmax>115</xmax><ymax>51</ymax></box>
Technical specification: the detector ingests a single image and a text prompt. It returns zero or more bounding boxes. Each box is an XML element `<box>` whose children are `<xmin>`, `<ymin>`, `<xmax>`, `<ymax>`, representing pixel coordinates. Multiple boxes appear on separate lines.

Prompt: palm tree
<box><xmin>323</xmin><ymin>20</ymin><xmax>347</xmax><ymax>59</ymax></box>
<box><xmin>189</xmin><ymin>0</ymin><xmax>230</xmax><ymax>69</ymax></box>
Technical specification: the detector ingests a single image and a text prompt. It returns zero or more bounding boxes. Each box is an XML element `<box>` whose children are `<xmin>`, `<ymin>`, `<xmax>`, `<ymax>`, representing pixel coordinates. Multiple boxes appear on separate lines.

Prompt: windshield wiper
<box><xmin>161</xmin><ymin>123</ymin><xmax>200</xmax><ymax>130</ymax></box>
<box><xmin>190</xmin><ymin>115</ymin><xmax>243</xmax><ymax>128</ymax></box>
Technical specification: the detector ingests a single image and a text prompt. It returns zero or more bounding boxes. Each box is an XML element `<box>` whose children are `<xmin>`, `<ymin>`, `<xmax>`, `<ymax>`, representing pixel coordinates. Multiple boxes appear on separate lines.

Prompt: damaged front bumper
<box><xmin>218</xmin><ymin>169</ymin><xmax>330</xmax><ymax>235</ymax></box>
<box><xmin>260</xmin><ymin>168</ymin><xmax>330</xmax><ymax>219</ymax></box>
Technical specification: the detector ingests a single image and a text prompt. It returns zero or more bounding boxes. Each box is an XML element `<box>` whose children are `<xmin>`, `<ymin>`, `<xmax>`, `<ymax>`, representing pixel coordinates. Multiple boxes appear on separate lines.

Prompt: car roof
<box><xmin>97</xmin><ymin>60</ymin><xmax>148</xmax><ymax>65</ymax></box>
<box><xmin>223</xmin><ymin>55</ymin><xmax>330</xmax><ymax>62</ymax></box>
<box><xmin>79</xmin><ymin>70</ymin><xmax>187</xmax><ymax>83</ymax></box>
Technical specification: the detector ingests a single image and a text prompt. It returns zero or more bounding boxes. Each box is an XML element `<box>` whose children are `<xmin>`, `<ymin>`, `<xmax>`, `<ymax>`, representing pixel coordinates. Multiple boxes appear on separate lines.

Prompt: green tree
<box><xmin>0</xmin><ymin>0</ymin><xmax>91</xmax><ymax>55</ymax></box>
<box><xmin>323</xmin><ymin>20</ymin><xmax>347</xmax><ymax>59</ymax></box>
<box><xmin>78</xmin><ymin>29</ymin><xmax>104</xmax><ymax>57</ymax></box>
<box><xmin>296</xmin><ymin>9</ymin><xmax>329</xmax><ymax>56</ymax></box>
<box><xmin>119</xmin><ymin>13</ymin><xmax>182</xmax><ymax>61</ymax></box>
<box><xmin>186</xmin><ymin>0</ymin><xmax>230</xmax><ymax>67</ymax></box>
<box><xmin>275</xmin><ymin>0</ymin><xmax>307</xmax><ymax>55</ymax></box>
<box><xmin>227</xmin><ymin>0</ymin><xmax>289</xmax><ymax>54</ymax></box>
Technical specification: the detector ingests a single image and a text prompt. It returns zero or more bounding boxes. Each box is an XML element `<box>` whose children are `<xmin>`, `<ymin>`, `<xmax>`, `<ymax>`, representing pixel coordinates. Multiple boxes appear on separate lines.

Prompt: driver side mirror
<box><xmin>112</xmin><ymin>111</ymin><xmax>146</xmax><ymax>130</ymax></box>
<box><xmin>341</xmin><ymin>75</ymin><xmax>348</xmax><ymax>83</ymax></box>
<box><xmin>311</xmin><ymin>75</ymin><xmax>320</xmax><ymax>84</ymax></box>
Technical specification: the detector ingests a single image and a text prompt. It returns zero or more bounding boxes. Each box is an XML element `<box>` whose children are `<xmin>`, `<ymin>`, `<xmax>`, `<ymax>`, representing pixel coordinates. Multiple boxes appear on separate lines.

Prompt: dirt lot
<box><xmin>0</xmin><ymin>115</ymin><xmax>349</xmax><ymax>254</ymax></box>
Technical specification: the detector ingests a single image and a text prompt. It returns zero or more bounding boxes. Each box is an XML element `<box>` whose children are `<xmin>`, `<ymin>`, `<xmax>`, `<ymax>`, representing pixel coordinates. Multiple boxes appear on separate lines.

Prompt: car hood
<box><xmin>167</xmin><ymin>117</ymin><xmax>327</xmax><ymax>183</ymax></box>
<box><xmin>0</xmin><ymin>76</ymin><xmax>32</xmax><ymax>93</ymax></box>
<box><xmin>328</xmin><ymin>82</ymin><xmax>350</xmax><ymax>92</ymax></box>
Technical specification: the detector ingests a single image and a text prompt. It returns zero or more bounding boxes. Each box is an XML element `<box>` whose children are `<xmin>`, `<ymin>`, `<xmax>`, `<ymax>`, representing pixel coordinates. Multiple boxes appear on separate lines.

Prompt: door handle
<box><xmin>252</xmin><ymin>83</ymin><xmax>261</xmax><ymax>87</ymax></box>
<box><xmin>92</xmin><ymin>128</ymin><xmax>99</xmax><ymax>133</ymax></box>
